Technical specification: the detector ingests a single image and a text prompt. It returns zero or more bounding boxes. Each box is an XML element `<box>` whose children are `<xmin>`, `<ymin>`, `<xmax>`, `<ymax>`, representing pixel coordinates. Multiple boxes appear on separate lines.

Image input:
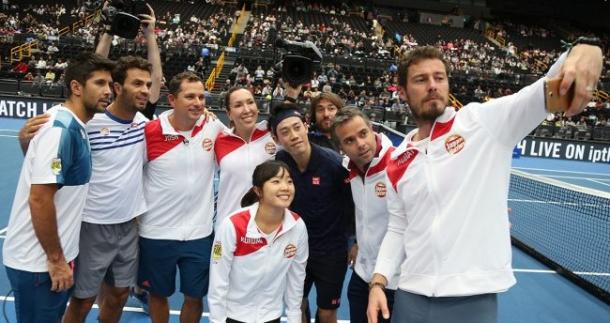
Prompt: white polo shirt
<box><xmin>214</xmin><ymin>120</ymin><xmax>276</xmax><ymax>228</ymax></box>
<box><xmin>4</xmin><ymin>105</ymin><xmax>91</xmax><ymax>272</ymax></box>
<box><xmin>140</xmin><ymin>110</ymin><xmax>225</xmax><ymax>240</ymax></box>
<box><xmin>208</xmin><ymin>203</ymin><xmax>308</xmax><ymax>323</ymax></box>
<box><xmin>375</xmin><ymin>53</ymin><xmax>567</xmax><ymax>297</ymax></box>
<box><xmin>346</xmin><ymin>133</ymin><xmax>399</xmax><ymax>289</ymax></box>
<box><xmin>82</xmin><ymin>110</ymin><xmax>147</xmax><ymax>224</ymax></box>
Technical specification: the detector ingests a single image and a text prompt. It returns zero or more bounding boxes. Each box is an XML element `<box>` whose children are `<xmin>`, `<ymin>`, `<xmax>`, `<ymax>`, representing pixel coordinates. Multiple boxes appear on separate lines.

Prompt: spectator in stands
<box><xmin>367</xmin><ymin>44</ymin><xmax>603</xmax><ymax>323</ymax></box>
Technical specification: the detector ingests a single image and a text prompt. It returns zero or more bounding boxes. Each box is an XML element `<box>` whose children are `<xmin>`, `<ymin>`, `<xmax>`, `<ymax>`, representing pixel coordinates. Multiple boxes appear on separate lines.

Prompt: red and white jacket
<box><xmin>346</xmin><ymin>133</ymin><xmax>399</xmax><ymax>289</ymax></box>
<box><xmin>208</xmin><ymin>203</ymin><xmax>308</xmax><ymax>323</ymax></box>
<box><xmin>375</xmin><ymin>53</ymin><xmax>567</xmax><ymax>297</ymax></box>
<box><xmin>140</xmin><ymin>111</ymin><xmax>225</xmax><ymax>240</ymax></box>
<box><xmin>214</xmin><ymin>121</ymin><xmax>277</xmax><ymax>228</ymax></box>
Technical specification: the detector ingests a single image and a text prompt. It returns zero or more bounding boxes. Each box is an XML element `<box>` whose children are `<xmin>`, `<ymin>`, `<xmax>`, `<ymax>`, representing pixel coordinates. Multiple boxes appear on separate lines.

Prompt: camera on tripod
<box><xmin>274</xmin><ymin>38</ymin><xmax>323</xmax><ymax>87</ymax></box>
<box><xmin>104</xmin><ymin>0</ymin><xmax>149</xmax><ymax>39</ymax></box>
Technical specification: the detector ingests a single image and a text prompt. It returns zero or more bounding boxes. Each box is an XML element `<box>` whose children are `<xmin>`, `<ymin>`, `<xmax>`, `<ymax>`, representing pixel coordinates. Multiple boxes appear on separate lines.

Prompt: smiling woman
<box><xmin>213</xmin><ymin>87</ymin><xmax>278</xmax><ymax>228</ymax></box>
<box><xmin>208</xmin><ymin>160</ymin><xmax>309</xmax><ymax>323</ymax></box>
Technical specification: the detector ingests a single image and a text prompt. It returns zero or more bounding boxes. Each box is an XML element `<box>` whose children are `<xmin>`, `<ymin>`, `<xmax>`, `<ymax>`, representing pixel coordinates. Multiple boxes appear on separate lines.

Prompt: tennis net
<box><xmin>509</xmin><ymin>169</ymin><xmax>610</xmax><ymax>304</ymax></box>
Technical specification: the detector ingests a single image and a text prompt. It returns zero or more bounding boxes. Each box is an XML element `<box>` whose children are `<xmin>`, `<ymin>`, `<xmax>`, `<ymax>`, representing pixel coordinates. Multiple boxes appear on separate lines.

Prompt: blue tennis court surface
<box><xmin>0</xmin><ymin>118</ymin><xmax>609</xmax><ymax>322</ymax></box>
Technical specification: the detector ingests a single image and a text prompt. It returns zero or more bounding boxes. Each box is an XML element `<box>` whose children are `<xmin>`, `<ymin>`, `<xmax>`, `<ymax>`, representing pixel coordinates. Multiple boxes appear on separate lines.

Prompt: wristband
<box><xmin>284</xmin><ymin>96</ymin><xmax>297</xmax><ymax>103</ymax></box>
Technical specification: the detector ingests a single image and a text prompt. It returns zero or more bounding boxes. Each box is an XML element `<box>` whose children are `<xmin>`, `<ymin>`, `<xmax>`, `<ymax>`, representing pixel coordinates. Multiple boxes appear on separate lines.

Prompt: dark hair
<box><xmin>168</xmin><ymin>71</ymin><xmax>202</xmax><ymax>96</ymax></box>
<box><xmin>64</xmin><ymin>52</ymin><xmax>115</xmax><ymax>97</ymax></box>
<box><xmin>224</xmin><ymin>86</ymin><xmax>253</xmax><ymax>111</ymax></box>
<box><xmin>267</xmin><ymin>102</ymin><xmax>304</xmax><ymax>135</ymax></box>
<box><xmin>240</xmin><ymin>160</ymin><xmax>292</xmax><ymax>207</ymax></box>
<box><xmin>397</xmin><ymin>46</ymin><xmax>451</xmax><ymax>89</ymax></box>
<box><xmin>112</xmin><ymin>56</ymin><xmax>152</xmax><ymax>86</ymax></box>
<box><xmin>331</xmin><ymin>106</ymin><xmax>371</xmax><ymax>145</ymax></box>
<box><xmin>309</xmin><ymin>92</ymin><xmax>344</xmax><ymax>125</ymax></box>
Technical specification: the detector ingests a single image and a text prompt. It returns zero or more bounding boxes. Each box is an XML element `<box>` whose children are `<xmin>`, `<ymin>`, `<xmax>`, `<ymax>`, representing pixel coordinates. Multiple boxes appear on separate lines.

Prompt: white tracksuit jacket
<box><xmin>347</xmin><ymin>133</ymin><xmax>400</xmax><ymax>289</ymax></box>
<box><xmin>214</xmin><ymin>121</ymin><xmax>276</xmax><ymax>229</ymax></box>
<box><xmin>374</xmin><ymin>52</ymin><xmax>567</xmax><ymax>297</ymax></box>
<box><xmin>141</xmin><ymin>111</ymin><xmax>224</xmax><ymax>240</ymax></box>
<box><xmin>208</xmin><ymin>203</ymin><xmax>309</xmax><ymax>323</ymax></box>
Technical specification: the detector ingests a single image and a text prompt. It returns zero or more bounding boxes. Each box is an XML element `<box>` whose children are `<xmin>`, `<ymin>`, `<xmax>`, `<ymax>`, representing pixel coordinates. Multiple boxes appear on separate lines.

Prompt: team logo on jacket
<box><xmin>265</xmin><ymin>142</ymin><xmax>277</xmax><ymax>155</ymax></box>
<box><xmin>284</xmin><ymin>243</ymin><xmax>297</xmax><ymax>258</ymax></box>
<box><xmin>100</xmin><ymin>127</ymin><xmax>110</xmax><ymax>136</ymax></box>
<box><xmin>375</xmin><ymin>182</ymin><xmax>387</xmax><ymax>198</ymax></box>
<box><xmin>445</xmin><ymin>134</ymin><xmax>465</xmax><ymax>155</ymax></box>
<box><xmin>212</xmin><ymin>241</ymin><xmax>222</xmax><ymax>262</ymax></box>
<box><xmin>312</xmin><ymin>177</ymin><xmax>320</xmax><ymax>185</ymax></box>
<box><xmin>202</xmin><ymin>138</ymin><xmax>213</xmax><ymax>151</ymax></box>
<box><xmin>51</xmin><ymin>158</ymin><xmax>62</xmax><ymax>175</ymax></box>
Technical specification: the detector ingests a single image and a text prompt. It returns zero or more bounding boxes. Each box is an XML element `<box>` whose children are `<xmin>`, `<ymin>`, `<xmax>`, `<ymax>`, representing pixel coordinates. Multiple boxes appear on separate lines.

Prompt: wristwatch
<box><xmin>368</xmin><ymin>281</ymin><xmax>386</xmax><ymax>291</ymax></box>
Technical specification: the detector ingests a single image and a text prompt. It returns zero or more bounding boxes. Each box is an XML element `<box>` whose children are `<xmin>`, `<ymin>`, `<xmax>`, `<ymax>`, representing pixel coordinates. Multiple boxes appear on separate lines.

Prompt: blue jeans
<box><xmin>347</xmin><ymin>272</ymin><xmax>395</xmax><ymax>323</ymax></box>
<box><xmin>6</xmin><ymin>266</ymin><xmax>72</xmax><ymax>323</ymax></box>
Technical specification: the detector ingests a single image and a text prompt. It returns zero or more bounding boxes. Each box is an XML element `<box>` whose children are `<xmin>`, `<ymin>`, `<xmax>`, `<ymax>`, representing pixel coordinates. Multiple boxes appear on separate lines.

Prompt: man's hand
<box><xmin>348</xmin><ymin>243</ymin><xmax>358</xmax><ymax>268</ymax></box>
<box><xmin>367</xmin><ymin>275</ymin><xmax>390</xmax><ymax>323</ymax></box>
<box><xmin>204</xmin><ymin>108</ymin><xmax>217</xmax><ymax>121</ymax></box>
<box><xmin>559</xmin><ymin>44</ymin><xmax>603</xmax><ymax>117</ymax></box>
<box><xmin>284</xmin><ymin>83</ymin><xmax>302</xmax><ymax>100</ymax></box>
<box><xmin>140</xmin><ymin>3</ymin><xmax>156</xmax><ymax>38</ymax></box>
<box><xmin>19</xmin><ymin>114</ymin><xmax>49</xmax><ymax>154</ymax></box>
<box><xmin>47</xmin><ymin>258</ymin><xmax>73</xmax><ymax>292</ymax></box>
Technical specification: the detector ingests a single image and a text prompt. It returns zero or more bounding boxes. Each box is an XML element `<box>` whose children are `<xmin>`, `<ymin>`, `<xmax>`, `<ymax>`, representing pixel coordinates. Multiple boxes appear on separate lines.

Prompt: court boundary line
<box><xmin>513</xmin><ymin>167</ymin><xmax>610</xmax><ymax>177</ymax></box>
<box><xmin>0</xmin><ymin>135</ymin><xmax>17</xmax><ymax>138</ymax></box>
<box><xmin>513</xmin><ymin>269</ymin><xmax>610</xmax><ymax>276</ymax></box>
<box><xmin>588</xmin><ymin>179</ymin><xmax>610</xmax><ymax>187</ymax></box>
<box><xmin>0</xmin><ymin>296</ymin><xmax>353</xmax><ymax>322</ymax></box>
<box><xmin>544</xmin><ymin>175</ymin><xmax>610</xmax><ymax>181</ymax></box>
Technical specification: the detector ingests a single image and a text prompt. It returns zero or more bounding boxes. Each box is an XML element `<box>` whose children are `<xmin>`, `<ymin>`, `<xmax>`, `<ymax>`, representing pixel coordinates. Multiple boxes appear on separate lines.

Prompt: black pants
<box><xmin>348</xmin><ymin>272</ymin><xmax>395</xmax><ymax>323</ymax></box>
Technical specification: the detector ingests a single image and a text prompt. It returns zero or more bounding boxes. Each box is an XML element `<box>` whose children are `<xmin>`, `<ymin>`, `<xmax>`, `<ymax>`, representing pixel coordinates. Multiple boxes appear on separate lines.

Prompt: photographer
<box><xmin>96</xmin><ymin>1</ymin><xmax>163</xmax><ymax>109</ymax></box>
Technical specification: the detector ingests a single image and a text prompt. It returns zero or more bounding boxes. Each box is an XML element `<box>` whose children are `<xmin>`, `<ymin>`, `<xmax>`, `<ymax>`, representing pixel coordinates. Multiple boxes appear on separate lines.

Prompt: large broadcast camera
<box><xmin>104</xmin><ymin>0</ymin><xmax>149</xmax><ymax>39</ymax></box>
<box><xmin>274</xmin><ymin>38</ymin><xmax>323</xmax><ymax>87</ymax></box>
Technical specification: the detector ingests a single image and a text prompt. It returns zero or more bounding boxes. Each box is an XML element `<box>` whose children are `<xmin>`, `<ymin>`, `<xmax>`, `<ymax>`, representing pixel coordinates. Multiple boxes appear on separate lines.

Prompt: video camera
<box><xmin>104</xmin><ymin>0</ymin><xmax>149</xmax><ymax>39</ymax></box>
<box><xmin>274</xmin><ymin>38</ymin><xmax>323</xmax><ymax>87</ymax></box>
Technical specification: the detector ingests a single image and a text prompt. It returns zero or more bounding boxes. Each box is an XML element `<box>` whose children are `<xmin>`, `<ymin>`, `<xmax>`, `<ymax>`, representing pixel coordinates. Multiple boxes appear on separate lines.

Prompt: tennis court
<box><xmin>0</xmin><ymin>117</ymin><xmax>609</xmax><ymax>322</ymax></box>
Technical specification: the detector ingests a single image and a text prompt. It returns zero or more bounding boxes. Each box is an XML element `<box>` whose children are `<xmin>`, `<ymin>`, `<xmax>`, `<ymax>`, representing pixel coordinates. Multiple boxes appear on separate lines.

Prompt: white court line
<box><xmin>0</xmin><ymin>297</ymin><xmax>353</xmax><ymax>322</ymax></box>
<box><xmin>0</xmin><ymin>228</ymin><xmax>7</xmax><ymax>234</ymax></box>
<box><xmin>513</xmin><ymin>268</ymin><xmax>610</xmax><ymax>276</ymax></box>
<box><xmin>0</xmin><ymin>129</ymin><xmax>19</xmax><ymax>133</ymax></box>
<box><xmin>0</xmin><ymin>135</ymin><xmax>17</xmax><ymax>138</ymax></box>
<box><xmin>513</xmin><ymin>167</ymin><xmax>610</xmax><ymax>177</ymax></box>
<box><xmin>587</xmin><ymin>179</ymin><xmax>610</xmax><ymax>188</ymax></box>
<box><xmin>544</xmin><ymin>175</ymin><xmax>610</xmax><ymax>181</ymax></box>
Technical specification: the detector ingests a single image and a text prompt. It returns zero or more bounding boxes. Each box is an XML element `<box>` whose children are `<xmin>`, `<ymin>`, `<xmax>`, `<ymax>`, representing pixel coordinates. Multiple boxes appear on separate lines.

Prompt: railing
<box><xmin>10</xmin><ymin>10</ymin><xmax>100</xmax><ymax>63</ymax></box>
<box><xmin>206</xmin><ymin>4</ymin><xmax>248</xmax><ymax>91</ymax></box>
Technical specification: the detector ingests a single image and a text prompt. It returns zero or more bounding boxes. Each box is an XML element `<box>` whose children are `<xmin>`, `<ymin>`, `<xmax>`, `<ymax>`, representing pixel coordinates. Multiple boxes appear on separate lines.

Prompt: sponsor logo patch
<box><xmin>212</xmin><ymin>241</ymin><xmax>222</xmax><ymax>262</ymax></box>
<box><xmin>51</xmin><ymin>158</ymin><xmax>61</xmax><ymax>175</ymax></box>
<box><xmin>265</xmin><ymin>142</ymin><xmax>277</xmax><ymax>155</ymax></box>
<box><xmin>312</xmin><ymin>177</ymin><xmax>320</xmax><ymax>185</ymax></box>
<box><xmin>100</xmin><ymin>127</ymin><xmax>110</xmax><ymax>136</ymax></box>
<box><xmin>445</xmin><ymin>134</ymin><xmax>465</xmax><ymax>155</ymax></box>
<box><xmin>164</xmin><ymin>134</ymin><xmax>179</xmax><ymax>141</ymax></box>
<box><xmin>375</xmin><ymin>182</ymin><xmax>387</xmax><ymax>198</ymax></box>
<box><xmin>203</xmin><ymin>138</ymin><xmax>213</xmax><ymax>151</ymax></box>
<box><xmin>284</xmin><ymin>243</ymin><xmax>297</xmax><ymax>258</ymax></box>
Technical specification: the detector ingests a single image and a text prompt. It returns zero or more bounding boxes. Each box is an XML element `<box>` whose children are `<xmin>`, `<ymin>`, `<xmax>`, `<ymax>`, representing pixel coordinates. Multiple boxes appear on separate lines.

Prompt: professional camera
<box><xmin>274</xmin><ymin>38</ymin><xmax>323</xmax><ymax>87</ymax></box>
<box><xmin>103</xmin><ymin>0</ymin><xmax>149</xmax><ymax>39</ymax></box>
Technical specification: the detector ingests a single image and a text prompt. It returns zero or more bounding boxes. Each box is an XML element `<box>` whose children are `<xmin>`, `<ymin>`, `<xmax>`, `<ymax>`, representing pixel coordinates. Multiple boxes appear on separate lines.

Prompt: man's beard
<box><xmin>408</xmin><ymin>96</ymin><xmax>448</xmax><ymax>122</ymax></box>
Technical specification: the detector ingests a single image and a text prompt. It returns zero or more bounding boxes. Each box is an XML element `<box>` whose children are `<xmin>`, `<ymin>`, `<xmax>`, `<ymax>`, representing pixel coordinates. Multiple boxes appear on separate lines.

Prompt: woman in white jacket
<box><xmin>209</xmin><ymin>160</ymin><xmax>309</xmax><ymax>323</ymax></box>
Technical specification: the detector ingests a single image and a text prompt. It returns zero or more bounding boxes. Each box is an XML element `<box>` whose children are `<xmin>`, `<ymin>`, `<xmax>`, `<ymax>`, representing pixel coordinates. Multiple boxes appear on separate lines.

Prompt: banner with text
<box><xmin>0</xmin><ymin>97</ymin><xmax>62</xmax><ymax>119</ymax></box>
<box><xmin>516</xmin><ymin>137</ymin><xmax>610</xmax><ymax>163</ymax></box>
